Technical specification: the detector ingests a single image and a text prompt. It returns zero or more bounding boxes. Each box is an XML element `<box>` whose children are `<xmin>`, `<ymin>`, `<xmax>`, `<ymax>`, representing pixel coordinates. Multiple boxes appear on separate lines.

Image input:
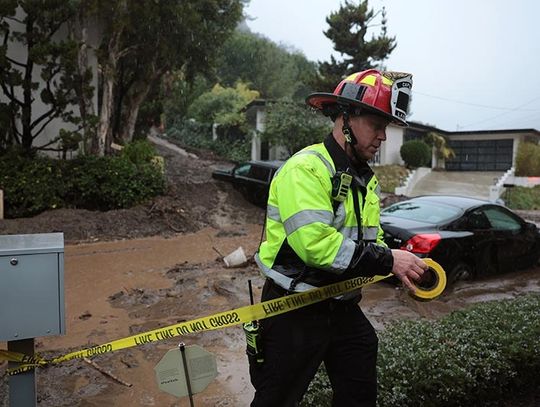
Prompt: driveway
<box><xmin>408</xmin><ymin>171</ymin><xmax>503</xmax><ymax>200</ymax></box>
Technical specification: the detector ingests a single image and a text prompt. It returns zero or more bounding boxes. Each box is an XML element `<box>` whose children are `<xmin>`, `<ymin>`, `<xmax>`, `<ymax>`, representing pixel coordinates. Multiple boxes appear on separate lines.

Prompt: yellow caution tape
<box><xmin>409</xmin><ymin>258</ymin><xmax>447</xmax><ymax>301</ymax></box>
<box><xmin>1</xmin><ymin>259</ymin><xmax>445</xmax><ymax>376</ymax></box>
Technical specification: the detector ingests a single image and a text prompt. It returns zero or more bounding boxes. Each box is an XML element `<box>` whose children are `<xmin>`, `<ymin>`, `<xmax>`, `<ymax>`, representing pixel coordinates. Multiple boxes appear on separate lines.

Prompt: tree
<box><xmin>216</xmin><ymin>30</ymin><xmax>317</xmax><ymax>101</ymax></box>
<box><xmin>260</xmin><ymin>101</ymin><xmax>332</xmax><ymax>157</ymax></box>
<box><xmin>424</xmin><ymin>132</ymin><xmax>455</xmax><ymax>160</ymax></box>
<box><xmin>187</xmin><ymin>82</ymin><xmax>259</xmax><ymax>129</ymax></box>
<box><xmin>90</xmin><ymin>0</ymin><xmax>243</xmax><ymax>155</ymax></box>
<box><xmin>0</xmin><ymin>0</ymin><xmax>89</xmax><ymax>155</ymax></box>
<box><xmin>314</xmin><ymin>0</ymin><xmax>396</xmax><ymax>92</ymax></box>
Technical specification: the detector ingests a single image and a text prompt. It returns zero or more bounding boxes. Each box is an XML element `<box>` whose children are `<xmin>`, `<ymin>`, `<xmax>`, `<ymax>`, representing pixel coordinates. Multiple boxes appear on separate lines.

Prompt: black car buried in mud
<box><xmin>380</xmin><ymin>195</ymin><xmax>540</xmax><ymax>284</ymax></box>
<box><xmin>212</xmin><ymin>160</ymin><xmax>284</xmax><ymax>207</ymax></box>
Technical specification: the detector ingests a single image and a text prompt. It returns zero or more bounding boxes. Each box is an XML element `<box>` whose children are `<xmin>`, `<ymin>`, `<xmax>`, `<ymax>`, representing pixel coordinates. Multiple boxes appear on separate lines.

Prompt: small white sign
<box><xmin>154</xmin><ymin>345</ymin><xmax>217</xmax><ymax>398</ymax></box>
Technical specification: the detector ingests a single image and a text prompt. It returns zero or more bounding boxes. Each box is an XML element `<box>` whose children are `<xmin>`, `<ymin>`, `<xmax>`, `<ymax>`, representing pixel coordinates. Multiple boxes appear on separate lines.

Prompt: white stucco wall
<box><xmin>1</xmin><ymin>7</ymin><xmax>99</xmax><ymax>156</ymax></box>
<box><xmin>378</xmin><ymin>124</ymin><xmax>404</xmax><ymax>165</ymax></box>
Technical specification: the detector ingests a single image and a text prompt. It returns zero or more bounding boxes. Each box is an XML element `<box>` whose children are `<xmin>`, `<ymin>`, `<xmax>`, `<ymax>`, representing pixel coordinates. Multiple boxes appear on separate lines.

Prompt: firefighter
<box><xmin>249</xmin><ymin>69</ymin><xmax>428</xmax><ymax>407</ymax></box>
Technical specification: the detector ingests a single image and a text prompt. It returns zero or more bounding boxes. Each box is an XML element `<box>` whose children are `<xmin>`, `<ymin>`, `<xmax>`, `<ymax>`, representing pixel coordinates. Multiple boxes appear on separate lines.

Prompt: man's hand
<box><xmin>390</xmin><ymin>249</ymin><xmax>428</xmax><ymax>293</ymax></box>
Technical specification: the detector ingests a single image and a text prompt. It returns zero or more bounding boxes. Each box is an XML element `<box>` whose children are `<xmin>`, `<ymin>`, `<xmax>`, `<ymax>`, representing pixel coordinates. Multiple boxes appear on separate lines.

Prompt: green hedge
<box><xmin>400</xmin><ymin>140</ymin><xmax>431</xmax><ymax>168</ymax></box>
<box><xmin>0</xmin><ymin>141</ymin><xmax>166</xmax><ymax>218</ymax></box>
<box><xmin>515</xmin><ymin>141</ymin><xmax>540</xmax><ymax>176</ymax></box>
<box><xmin>503</xmin><ymin>185</ymin><xmax>540</xmax><ymax>210</ymax></box>
<box><xmin>301</xmin><ymin>294</ymin><xmax>540</xmax><ymax>406</ymax></box>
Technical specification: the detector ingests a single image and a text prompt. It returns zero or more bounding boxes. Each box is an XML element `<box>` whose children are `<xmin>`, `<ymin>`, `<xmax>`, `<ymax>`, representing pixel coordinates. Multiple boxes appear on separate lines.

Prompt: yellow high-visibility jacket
<box><xmin>255</xmin><ymin>135</ymin><xmax>393</xmax><ymax>293</ymax></box>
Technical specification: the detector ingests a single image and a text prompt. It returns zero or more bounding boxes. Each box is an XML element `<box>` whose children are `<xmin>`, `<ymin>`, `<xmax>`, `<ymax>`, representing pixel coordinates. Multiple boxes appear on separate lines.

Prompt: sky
<box><xmin>244</xmin><ymin>0</ymin><xmax>540</xmax><ymax>132</ymax></box>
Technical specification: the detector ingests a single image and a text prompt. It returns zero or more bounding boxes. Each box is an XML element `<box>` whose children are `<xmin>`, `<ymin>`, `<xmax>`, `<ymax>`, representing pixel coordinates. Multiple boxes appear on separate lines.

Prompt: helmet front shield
<box><xmin>390</xmin><ymin>74</ymin><xmax>412</xmax><ymax>122</ymax></box>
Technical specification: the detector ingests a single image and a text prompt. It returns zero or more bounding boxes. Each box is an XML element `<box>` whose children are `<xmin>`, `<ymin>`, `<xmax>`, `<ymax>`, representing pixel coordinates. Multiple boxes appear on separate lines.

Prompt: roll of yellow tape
<box><xmin>410</xmin><ymin>258</ymin><xmax>447</xmax><ymax>301</ymax></box>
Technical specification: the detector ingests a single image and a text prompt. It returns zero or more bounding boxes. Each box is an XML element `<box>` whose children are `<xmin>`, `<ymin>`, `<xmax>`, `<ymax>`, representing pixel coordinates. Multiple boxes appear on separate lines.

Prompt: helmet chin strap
<box><xmin>342</xmin><ymin>110</ymin><xmax>365</xmax><ymax>164</ymax></box>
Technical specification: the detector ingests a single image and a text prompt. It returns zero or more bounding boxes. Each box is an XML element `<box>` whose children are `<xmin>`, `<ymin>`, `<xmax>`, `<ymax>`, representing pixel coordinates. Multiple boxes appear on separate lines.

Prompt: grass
<box><xmin>372</xmin><ymin>165</ymin><xmax>410</xmax><ymax>193</ymax></box>
<box><xmin>502</xmin><ymin>185</ymin><xmax>540</xmax><ymax>210</ymax></box>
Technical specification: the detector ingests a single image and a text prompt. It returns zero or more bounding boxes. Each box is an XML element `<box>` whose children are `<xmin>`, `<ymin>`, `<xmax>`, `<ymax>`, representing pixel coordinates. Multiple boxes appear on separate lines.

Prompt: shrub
<box><xmin>515</xmin><ymin>141</ymin><xmax>540</xmax><ymax>176</ymax></box>
<box><xmin>0</xmin><ymin>151</ymin><xmax>65</xmax><ymax>217</ymax></box>
<box><xmin>0</xmin><ymin>141</ymin><xmax>166</xmax><ymax>218</ymax></box>
<box><xmin>301</xmin><ymin>294</ymin><xmax>540</xmax><ymax>407</ymax></box>
<box><xmin>502</xmin><ymin>185</ymin><xmax>540</xmax><ymax>210</ymax></box>
<box><xmin>400</xmin><ymin>140</ymin><xmax>431</xmax><ymax>168</ymax></box>
<box><xmin>372</xmin><ymin>165</ymin><xmax>410</xmax><ymax>193</ymax></box>
<box><xmin>68</xmin><ymin>154</ymin><xmax>166</xmax><ymax>211</ymax></box>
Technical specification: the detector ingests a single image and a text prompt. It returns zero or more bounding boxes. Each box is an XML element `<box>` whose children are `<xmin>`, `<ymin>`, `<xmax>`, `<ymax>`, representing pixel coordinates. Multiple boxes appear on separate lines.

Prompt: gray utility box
<box><xmin>0</xmin><ymin>233</ymin><xmax>65</xmax><ymax>341</ymax></box>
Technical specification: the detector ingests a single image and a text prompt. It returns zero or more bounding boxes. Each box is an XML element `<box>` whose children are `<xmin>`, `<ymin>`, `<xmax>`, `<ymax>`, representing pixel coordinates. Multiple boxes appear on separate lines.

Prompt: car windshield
<box><xmin>382</xmin><ymin>201</ymin><xmax>462</xmax><ymax>224</ymax></box>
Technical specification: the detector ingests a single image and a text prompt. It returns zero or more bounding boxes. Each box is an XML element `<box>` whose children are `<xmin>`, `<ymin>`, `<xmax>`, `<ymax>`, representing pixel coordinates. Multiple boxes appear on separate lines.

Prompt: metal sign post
<box><xmin>154</xmin><ymin>343</ymin><xmax>217</xmax><ymax>404</ymax></box>
<box><xmin>7</xmin><ymin>339</ymin><xmax>36</xmax><ymax>407</ymax></box>
<box><xmin>179</xmin><ymin>343</ymin><xmax>195</xmax><ymax>407</ymax></box>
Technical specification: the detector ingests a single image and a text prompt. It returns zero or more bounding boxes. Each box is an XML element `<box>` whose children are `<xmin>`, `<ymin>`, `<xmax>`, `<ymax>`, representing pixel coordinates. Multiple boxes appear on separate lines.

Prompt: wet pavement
<box><xmin>409</xmin><ymin>170</ymin><xmax>503</xmax><ymax>199</ymax></box>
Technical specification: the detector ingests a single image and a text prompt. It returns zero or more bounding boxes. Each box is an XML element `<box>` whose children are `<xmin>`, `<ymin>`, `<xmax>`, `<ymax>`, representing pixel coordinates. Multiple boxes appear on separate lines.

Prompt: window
<box><xmin>482</xmin><ymin>207</ymin><xmax>521</xmax><ymax>231</ymax></box>
<box><xmin>248</xmin><ymin>165</ymin><xmax>271</xmax><ymax>182</ymax></box>
<box><xmin>465</xmin><ymin>210</ymin><xmax>491</xmax><ymax>229</ymax></box>
<box><xmin>234</xmin><ymin>164</ymin><xmax>251</xmax><ymax>177</ymax></box>
<box><xmin>382</xmin><ymin>201</ymin><xmax>461</xmax><ymax>224</ymax></box>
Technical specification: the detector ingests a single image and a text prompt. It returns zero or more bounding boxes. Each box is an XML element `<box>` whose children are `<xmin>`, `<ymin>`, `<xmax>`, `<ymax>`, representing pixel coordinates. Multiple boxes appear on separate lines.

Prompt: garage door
<box><xmin>446</xmin><ymin>139</ymin><xmax>513</xmax><ymax>171</ymax></box>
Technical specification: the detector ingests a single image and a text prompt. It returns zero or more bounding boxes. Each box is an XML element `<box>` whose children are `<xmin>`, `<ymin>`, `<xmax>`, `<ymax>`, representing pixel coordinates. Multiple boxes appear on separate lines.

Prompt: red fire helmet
<box><xmin>306</xmin><ymin>69</ymin><xmax>413</xmax><ymax>126</ymax></box>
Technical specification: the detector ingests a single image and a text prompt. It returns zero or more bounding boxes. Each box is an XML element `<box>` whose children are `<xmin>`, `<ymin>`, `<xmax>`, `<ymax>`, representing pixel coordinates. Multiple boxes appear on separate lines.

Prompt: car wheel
<box><xmin>448</xmin><ymin>262</ymin><xmax>473</xmax><ymax>284</ymax></box>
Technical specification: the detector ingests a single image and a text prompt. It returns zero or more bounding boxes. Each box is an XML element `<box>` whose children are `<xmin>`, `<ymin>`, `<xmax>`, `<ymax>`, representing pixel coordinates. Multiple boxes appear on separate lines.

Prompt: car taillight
<box><xmin>401</xmin><ymin>234</ymin><xmax>441</xmax><ymax>254</ymax></box>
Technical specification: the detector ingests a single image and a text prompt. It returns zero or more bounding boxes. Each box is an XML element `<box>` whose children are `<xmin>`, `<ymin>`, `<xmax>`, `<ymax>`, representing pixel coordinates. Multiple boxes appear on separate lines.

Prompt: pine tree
<box><xmin>314</xmin><ymin>0</ymin><xmax>396</xmax><ymax>92</ymax></box>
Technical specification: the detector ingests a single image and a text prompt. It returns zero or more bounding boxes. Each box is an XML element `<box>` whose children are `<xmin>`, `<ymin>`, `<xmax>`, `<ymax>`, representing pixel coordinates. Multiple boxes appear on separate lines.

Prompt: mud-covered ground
<box><xmin>1</xmin><ymin>137</ymin><xmax>540</xmax><ymax>406</ymax></box>
<box><xmin>0</xmin><ymin>140</ymin><xmax>265</xmax><ymax>243</ymax></box>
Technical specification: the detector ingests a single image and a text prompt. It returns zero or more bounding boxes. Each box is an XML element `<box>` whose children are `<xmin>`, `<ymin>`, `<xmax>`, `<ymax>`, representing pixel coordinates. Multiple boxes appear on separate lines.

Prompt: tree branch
<box><xmin>5</xmin><ymin>55</ymin><xmax>27</xmax><ymax>68</ymax></box>
<box><xmin>34</xmin><ymin>135</ymin><xmax>61</xmax><ymax>149</ymax></box>
<box><xmin>83</xmin><ymin>358</ymin><xmax>132</xmax><ymax>387</ymax></box>
<box><xmin>30</xmin><ymin>106</ymin><xmax>56</xmax><ymax>131</ymax></box>
<box><xmin>32</xmin><ymin>114</ymin><xmax>57</xmax><ymax>139</ymax></box>
<box><xmin>0</xmin><ymin>82</ymin><xmax>24</xmax><ymax>107</ymax></box>
<box><xmin>4</xmin><ymin>16</ymin><xmax>24</xmax><ymax>24</ymax></box>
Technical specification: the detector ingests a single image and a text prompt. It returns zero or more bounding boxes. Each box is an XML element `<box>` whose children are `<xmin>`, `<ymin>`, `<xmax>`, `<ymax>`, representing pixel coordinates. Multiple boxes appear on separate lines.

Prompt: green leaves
<box><xmin>260</xmin><ymin>100</ymin><xmax>332</xmax><ymax>157</ymax></box>
<box><xmin>187</xmin><ymin>82</ymin><xmax>258</xmax><ymax>127</ymax></box>
<box><xmin>314</xmin><ymin>0</ymin><xmax>397</xmax><ymax>92</ymax></box>
<box><xmin>0</xmin><ymin>0</ymin><xmax>86</xmax><ymax>153</ymax></box>
<box><xmin>216</xmin><ymin>30</ymin><xmax>317</xmax><ymax>100</ymax></box>
<box><xmin>302</xmin><ymin>294</ymin><xmax>540</xmax><ymax>407</ymax></box>
<box><xmin>0</xmin><ymin>140</ymin><xmax>166</xmax><ymax>217</ymax></box>
<box><xmin>515</xmin><ymin>141</ymin><xmax>540</xmax><ymax>176</ymax></box>
<box><xmin>400</xmin><ymin>139</ymin><xmax>431</xmax><ymax>168</ymax></box>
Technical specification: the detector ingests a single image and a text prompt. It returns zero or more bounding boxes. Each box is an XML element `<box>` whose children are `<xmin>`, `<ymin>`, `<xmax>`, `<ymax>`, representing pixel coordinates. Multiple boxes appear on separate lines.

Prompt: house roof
<box><xmin>400</xmin><ymin>120</ymin><xmax>540</xmax><ymax>137</ymax></box>
<box><xmin>244</xmin><ymin>100</ymin><xmax>540</xmax><ymax>137</ymax></box>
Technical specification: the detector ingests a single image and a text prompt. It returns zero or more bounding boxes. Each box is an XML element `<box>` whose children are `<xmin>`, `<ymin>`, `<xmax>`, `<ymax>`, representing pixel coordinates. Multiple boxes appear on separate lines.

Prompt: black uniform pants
<box><xmin>249</xmin><ymin>279</ymin><xmax>378</xmax><ymax>407</ymax></box>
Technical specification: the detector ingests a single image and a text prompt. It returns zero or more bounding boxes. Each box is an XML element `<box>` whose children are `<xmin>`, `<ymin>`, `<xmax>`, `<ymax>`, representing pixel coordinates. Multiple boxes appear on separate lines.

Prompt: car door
<box><xmin>480</xmin><ymin>206</ymin><xmax>532</xmax><ymax>272</ymax></box>
<box><xmin>450</xmin><ymin>208</ymin><xmax>498</xmax><ymax>277</ymax></box>
<box><xmin>246</xmin><ymin>164</ymin><xmax>272</xmax><ymax>206</ymax></box>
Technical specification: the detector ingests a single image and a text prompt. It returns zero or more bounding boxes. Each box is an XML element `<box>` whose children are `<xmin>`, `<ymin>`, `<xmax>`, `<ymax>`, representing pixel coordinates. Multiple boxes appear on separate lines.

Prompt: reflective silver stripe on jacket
<box><xmin>294</xmin><ymin>150</ymin><xmax>335</xmax><ymax>176</ymax></box>
<box><xmin>255</xmin><ymin>253</ymin><xmax>360</xmax><ymax>300</ymax></box>
<box><xmin>283</xmin><ymin>210</ymin><xmax>334</xmax><ymax>236</ymax></box>
<box><xmin>341</xmin><ymin>226</ymin><xmax>358</xmax><ymax>240</ymax></box>
<box><xmin>332</xmin><ymin>237</ymin><xmax>356</xmax><ymax>270</ymax></box>
<box><xmin>363</xmin><ymin>226</ymin><xmax>379</xmax><ymax>241</ymax></box>
<box><xmin>267</xmin><ymin>204</ymin><xmax>281</xmax><ymax>223</ymax></box>
<box><xmin>255</xmin><ymin>253</ymin><xmax>317</xmax><ymax>292</ymax></box>
<box><xmin>330</xmin><ymin>226</ymin><xmax>378</xmax><ymax>242</ymax></box>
